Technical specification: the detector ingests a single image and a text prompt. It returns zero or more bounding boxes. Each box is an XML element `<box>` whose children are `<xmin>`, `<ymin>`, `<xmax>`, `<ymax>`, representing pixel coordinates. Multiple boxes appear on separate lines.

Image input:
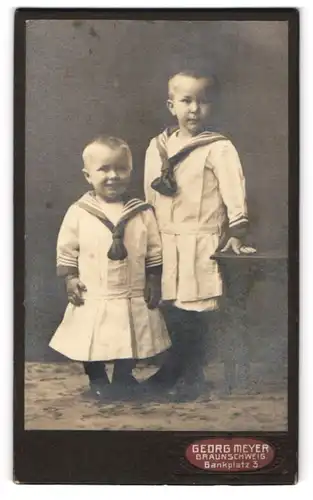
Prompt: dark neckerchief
<box><xmin>151</xmin><ymin>127</ymin><xmax>228</xmax><ymax>197</ymax></box>
<box><xmin>76</xmin><ymin>192</ymin><xmax>151</xmax><ymax>261</ymax></box>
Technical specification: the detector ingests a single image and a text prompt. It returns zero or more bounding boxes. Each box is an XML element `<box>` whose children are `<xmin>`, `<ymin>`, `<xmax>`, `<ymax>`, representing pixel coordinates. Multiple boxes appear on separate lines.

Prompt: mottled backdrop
<box><xmin>25</xmin><ymin>20</ymin><xmax>288</xmax><ymax>362</ymax></box>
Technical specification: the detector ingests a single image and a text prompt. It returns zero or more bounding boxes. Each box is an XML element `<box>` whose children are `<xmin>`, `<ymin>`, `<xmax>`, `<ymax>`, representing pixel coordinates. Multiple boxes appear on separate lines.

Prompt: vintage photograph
<box><xmin>23</xmin><ymin>16</ymin><xmax>290</xmax><ymax>434</ymax></box>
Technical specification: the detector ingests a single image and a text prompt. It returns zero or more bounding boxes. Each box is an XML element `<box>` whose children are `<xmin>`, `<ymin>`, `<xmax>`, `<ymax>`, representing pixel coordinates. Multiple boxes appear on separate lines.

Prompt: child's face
<box><xmin>167</xmin><ymin>76</ymin><xmax>213</xmax><ymax>136</ymax></box>
<box><xmin>83</xmin><ymin>144</ymin><xmax>131</xmax><ymax>202</ymax></box>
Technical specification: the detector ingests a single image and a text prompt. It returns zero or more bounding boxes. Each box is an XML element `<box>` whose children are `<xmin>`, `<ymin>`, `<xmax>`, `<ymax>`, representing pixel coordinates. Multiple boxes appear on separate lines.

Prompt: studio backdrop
<box><xmin>25</xmin><ymin>20</ymin><xmax>288</xmax><ymax>363</ymax></box>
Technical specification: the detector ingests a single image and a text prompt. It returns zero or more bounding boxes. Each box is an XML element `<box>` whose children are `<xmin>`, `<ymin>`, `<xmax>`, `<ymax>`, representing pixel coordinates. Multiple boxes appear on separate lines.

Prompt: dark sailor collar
<box><xmin>151</xmin><ymin>127</ymin><xmax>228</xmax><ymax>197</ymax></box>
<box><xmin>157</xmin><ymin>126</ymin><xmax>227</xmax><ymax>160</ymax></box>
<box><xmin>76</xmin><ymin>191</ymin><xmax>151</xmax><ymax>260</ymax></box>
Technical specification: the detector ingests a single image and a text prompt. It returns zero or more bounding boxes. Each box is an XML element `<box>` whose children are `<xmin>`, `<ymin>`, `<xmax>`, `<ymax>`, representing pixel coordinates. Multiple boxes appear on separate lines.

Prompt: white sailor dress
<box><xmin>49</xmin><ymin>192</ymin><xmax>171</xmax><ymax>361</ymax></box>
<box><xmin>144</xmin><ymin>128</ymin><xmax>249</xmax><ymax>311</ymax></box>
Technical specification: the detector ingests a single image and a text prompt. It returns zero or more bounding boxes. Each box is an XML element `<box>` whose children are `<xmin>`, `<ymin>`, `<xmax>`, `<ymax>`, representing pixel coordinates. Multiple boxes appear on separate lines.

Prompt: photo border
<box><xmin>14</xmin><ymin>7</ymin><xmax>299</xmax><ymax>485</ymax></box>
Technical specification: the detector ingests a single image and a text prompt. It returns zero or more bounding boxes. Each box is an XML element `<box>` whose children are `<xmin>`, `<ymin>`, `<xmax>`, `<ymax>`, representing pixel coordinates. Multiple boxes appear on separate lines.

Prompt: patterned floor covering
<box><xmin>24</xmin><ymin>361</ymin><xmax>287</xmax><ymax>431</ymax></box>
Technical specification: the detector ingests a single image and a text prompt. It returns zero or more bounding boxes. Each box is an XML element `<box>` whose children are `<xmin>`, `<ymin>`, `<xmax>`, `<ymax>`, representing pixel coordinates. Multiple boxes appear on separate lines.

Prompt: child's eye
<box><xmin>116</xmin><ymin>165</ymin><xmax>128</xmax><ymax>172</ymax></box>
<box><xmin>98</xmin><ymin>165</ymin><xmax>110</xmax><ymax>173</ymax></box>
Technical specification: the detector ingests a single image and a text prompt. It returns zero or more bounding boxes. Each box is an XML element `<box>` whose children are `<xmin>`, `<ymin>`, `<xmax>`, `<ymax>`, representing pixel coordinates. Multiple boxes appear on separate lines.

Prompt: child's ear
<box><xmin>167</xmin><ymin>99</ymin><xmax>176</xmax><ymax>117</ymax></box>
<box><xmin>82</xmin><ymin>168</ymin><xmax>92</xmax><ymax>184</ymax></box>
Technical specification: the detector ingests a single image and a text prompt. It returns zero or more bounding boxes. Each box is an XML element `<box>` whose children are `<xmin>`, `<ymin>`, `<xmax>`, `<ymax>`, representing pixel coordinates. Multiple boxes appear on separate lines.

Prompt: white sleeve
<box><xmin>144</xmin><ymin>139</ymin><xmax>160</xmax><ymax>207</ymax></box>
<box><xmin>56</xmin><ymin>205</ymin><xmax>80</xmax><ymax>277</ymax></box>
<box><xmin>142</xmin><ymin>208</ymin><xmax>163</xmax><ymax>271</ymax></box>
<box><xmin>206</xmin><ymin>140</ymin><xmax>248</xmax><ymax>236</ymax></box>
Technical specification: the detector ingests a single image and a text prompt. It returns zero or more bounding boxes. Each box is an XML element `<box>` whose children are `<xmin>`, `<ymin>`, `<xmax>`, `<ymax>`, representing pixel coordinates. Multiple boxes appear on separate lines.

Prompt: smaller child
<box><xmin>50</xmin><ymin>135</ymin><xmax>171</xmax><ymax>400</ymax></box>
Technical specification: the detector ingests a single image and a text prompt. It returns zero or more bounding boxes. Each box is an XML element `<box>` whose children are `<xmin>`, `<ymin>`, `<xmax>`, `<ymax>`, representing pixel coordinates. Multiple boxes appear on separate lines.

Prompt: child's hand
<box><xmin>144</xmin><ymin>274</ymin><xmax>161</xmax><ymax>310</ymax></box>
<box><xmin>220</xmin><ymin>237</ymin><xmax>257</xmax><ymax>255</ymax></box>
<box><xmin>65</xmin><ymin>277</ymin><xmax>87</xmax><ymax>306</ymax></box>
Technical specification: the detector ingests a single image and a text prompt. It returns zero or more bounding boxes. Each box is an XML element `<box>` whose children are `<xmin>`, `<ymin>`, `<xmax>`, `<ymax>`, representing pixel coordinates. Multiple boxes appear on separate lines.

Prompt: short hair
<box><xmin>168</xmin><ymin>70</ymin><xmax>219</xmax><ymax>99</ymax></box>
<box><xmin>82</xmin><ymin>135</ymin><xmax>133</xmax><ymax>170</ymax></box>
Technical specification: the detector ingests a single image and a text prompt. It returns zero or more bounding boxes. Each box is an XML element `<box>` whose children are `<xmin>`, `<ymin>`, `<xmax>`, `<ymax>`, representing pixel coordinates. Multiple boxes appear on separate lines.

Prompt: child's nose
<box><xmin>189</xmin><ymin>101</ymin><xmax>199</xmax><ymax>112</ymax></box>
<box><xmin>107</xmin><ymin>169</ymin><xmax>119</xmax><ymax>179</ymax></box>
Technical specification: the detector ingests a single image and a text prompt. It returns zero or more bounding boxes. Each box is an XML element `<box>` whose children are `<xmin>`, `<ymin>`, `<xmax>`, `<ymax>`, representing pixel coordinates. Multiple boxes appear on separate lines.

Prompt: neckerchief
<box><xmin>151</xmin><ymin>127</ymin><xmax>228</xmax><ymax>196</ymax></box>
<box><xmin>76</xmin><ymin>192</ymin><xmax>151</xmax><ymax>261</ymax></box>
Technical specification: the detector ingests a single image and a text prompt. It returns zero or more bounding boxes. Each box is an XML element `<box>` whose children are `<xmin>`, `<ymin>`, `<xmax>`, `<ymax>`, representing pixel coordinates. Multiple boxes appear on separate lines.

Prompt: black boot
<box><xmin>166</xmin><ymin>368</ymin><xmax>207</xmax><ymax>402</ymax></box>
<box><xmin>111</xmin><ymin>359</ymin><xmax>140</xmax><ymax>400</ymax></box>
<box><xmin>141</xmin><ymin>306</ymin><xmax>188</xmax><ymax>395</ymax></box>
<box><xmin>82</xmin><ymin>361</ymin><xmax>111</xmax><ymax>400</ymax></box>
<box><xmin>166</xmin><ymin>312</ymin><xmax>210</xmax><ymax>402</ymax></box>
<box><xmin>142</xmin><ymin>339</ymin><xmax>185</xmax><ymax>396</ymax></box>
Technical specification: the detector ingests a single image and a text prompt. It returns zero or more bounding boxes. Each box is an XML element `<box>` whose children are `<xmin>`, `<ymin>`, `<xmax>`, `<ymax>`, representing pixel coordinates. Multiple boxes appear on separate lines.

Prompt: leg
<box><xmin>168</xmin><ymin>311</ymin><xmax>210</xmax><ymax>401</ymax></box>
<box><xmin>144</xmin><ymin>305</ymin><xmax>191</xmax><ymax>389</ymax></box>
<box><xmin>83</xmin><ymin>361</ymin><xmax>109</xmax><ymax>384</ymax></box>
<box><xmin>144</xmin><ymin>308</ymin><xmax>210</xmax><ymax>401</ymax></box>
<box><xmin>110</xmin><ymin>359</ymin><xmax>140</xmax><ymax>400</ymax></box>
<box><xmin>182</xmin><ymin>312</ymin><xmax>208</xmax><ymax>385</ymax></box>
<box><xmin>82</xmin><ymin>361</ymin><xmax>110</xmax><ymax>399</ymax></box>
<box><xmin>112</xmin><ymin>359</ymin><xmax>138</xmax><ymax>386</ymax></box>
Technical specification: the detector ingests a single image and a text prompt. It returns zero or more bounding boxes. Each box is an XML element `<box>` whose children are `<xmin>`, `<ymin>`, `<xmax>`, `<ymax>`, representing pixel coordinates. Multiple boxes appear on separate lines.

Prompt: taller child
<box><xmin>144</xmin><ymin>70</ymin><xmax>255</xmax><ymax>400</ymax></box>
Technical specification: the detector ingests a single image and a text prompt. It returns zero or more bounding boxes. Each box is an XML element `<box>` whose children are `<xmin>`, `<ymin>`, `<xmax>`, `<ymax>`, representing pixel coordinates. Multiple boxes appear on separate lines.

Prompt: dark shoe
<box><xmin>138</xmin><ymin>368</ymin><xmax>207</xmax><ymax>402</ymax></box>
<box><xmin>112</xmin><ymin>373</ymin><xmax>139</xmax><ymax>388</ymax></box>
<box><xmin>166</xmin><ymin>377</ymin><xmax>207</xmax><ymax>403</ymax></box>
<box><xmin>111</xmin><ymin>374</ymin><xmax>142</xmax><ymax>401</ymax></box>
<box><xmin>141</xmin><ymin>364</ymin><xmax>182</xmax><ymax>392</ymax></box>
<box><xmin>82</xmin><ymin>378</ymin><xmax>112</xmax><ymax>401</ymax></box>
<box><xmin>123</xmin><ymin>374</ymin><xmax>140</xmax><ymax>387</ymax></box>
<box><xmin>136</xmin><ymin>374</ymin><xmax>171</xmax><ymax>402</ymax></box>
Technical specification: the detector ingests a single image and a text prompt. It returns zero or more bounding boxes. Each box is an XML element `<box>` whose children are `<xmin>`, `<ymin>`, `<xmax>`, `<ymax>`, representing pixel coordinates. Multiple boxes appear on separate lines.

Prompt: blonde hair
<box><xmin>82</xmin><ymin>135</ymin><xmax>133</xmax><ymax>170</ymax></box>
<box><xmin>168</xmin><ymin>70</ymin><xmax>218</xmax><ymax>99</ymax></box>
